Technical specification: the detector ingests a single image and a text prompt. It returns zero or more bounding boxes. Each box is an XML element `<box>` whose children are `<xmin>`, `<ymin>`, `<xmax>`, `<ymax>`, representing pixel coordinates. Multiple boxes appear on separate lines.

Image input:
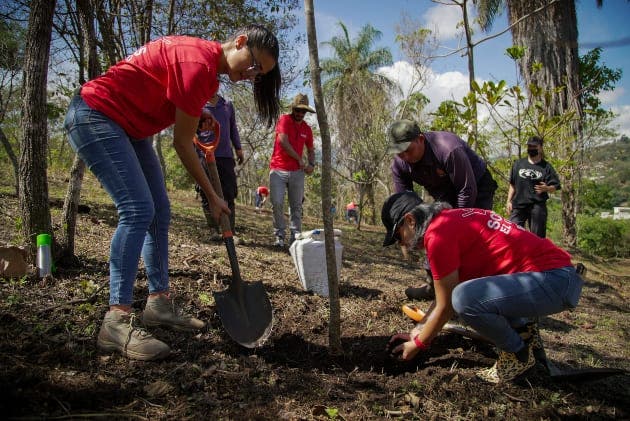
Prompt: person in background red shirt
<box><xmin>63</xmin><ymin>25</ymin><xmax>281</xmax><ymax>361</ymax></box>
<box><xmin>255</xmin><ymin>186</ymin><xmax>269</xmax><ymax>210</ymax></box>
<box><xmin>268</xmin><ymin>93</ymin><xmax>316</xmax><ymax>247</ymax></box>
<box><xmin>382</xmin><ymin>191</ymin><xmax>583</xmax><ymax>384</ymax></box>
<box><xmin>345</xmin><ymin>201</ymin><xmax>358</xmax><ymax>224</ymax></box>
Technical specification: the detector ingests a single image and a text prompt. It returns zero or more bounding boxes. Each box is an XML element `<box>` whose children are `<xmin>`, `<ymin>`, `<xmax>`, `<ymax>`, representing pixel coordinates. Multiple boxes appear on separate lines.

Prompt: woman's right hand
<box><xmin>209</xmin><ymin>195</ymin><xmax>230</xmax><ymax>223</ymax></box>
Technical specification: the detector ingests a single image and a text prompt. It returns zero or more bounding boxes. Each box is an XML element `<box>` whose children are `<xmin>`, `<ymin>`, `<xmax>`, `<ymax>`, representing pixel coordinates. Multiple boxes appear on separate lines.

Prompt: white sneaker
<box><xmin>274</xmin><ymin>237</ymin><xmax>284</xmax><ymax>247</ymax></box>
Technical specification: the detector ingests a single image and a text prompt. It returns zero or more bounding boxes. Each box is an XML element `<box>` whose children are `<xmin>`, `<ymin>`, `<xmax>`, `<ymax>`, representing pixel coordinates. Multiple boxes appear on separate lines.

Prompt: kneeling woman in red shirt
<box><xmin>382</xmin><ymin>191</ymin><xmax>583</xmax><ymax>383</ymax></box>
<box><xmin>64</xmin><ymin>25</ymin><xmax>281</xmax><ymax>361</ymax></box>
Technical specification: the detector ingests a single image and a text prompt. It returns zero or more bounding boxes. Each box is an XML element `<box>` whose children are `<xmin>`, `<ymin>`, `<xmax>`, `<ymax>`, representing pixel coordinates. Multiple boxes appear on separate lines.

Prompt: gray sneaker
<box><xmin>274</xmin><ymin>237</ymin><xmax>284</xmax><ymax>247</ymax></box>
<box><xmin>142</xmin><ymin>294</ymin><xmax>206</xmax><ymax>331</ymax></box>
<box><xmin>97</xmin><ymin>309</ymin><xmax>170</xmax><ymax>361</ymax></box>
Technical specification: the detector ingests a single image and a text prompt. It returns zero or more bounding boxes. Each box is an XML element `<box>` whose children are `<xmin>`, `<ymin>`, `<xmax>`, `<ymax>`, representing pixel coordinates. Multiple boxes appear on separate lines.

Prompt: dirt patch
<box><xmin>0</xmin><ymin>190</ymin><xmax>628</xmax><ymax>419</ymax></box>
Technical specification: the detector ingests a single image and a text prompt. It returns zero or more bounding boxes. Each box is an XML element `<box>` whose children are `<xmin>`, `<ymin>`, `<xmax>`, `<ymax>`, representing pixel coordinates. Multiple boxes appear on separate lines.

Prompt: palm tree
<box><xmin>320</xmin><ymin>22</ymin><xmax>396</xmax><ymax>224</ymax></box>
<box><xmin>474</xmin><ymin>0</ymin><xmax>583</xmax><ymax>247</ymax></box>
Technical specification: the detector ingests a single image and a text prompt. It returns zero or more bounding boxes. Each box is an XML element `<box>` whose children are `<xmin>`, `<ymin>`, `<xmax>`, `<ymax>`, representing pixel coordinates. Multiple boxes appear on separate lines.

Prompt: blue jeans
<box><xmin>269</xmin><ymin>169</ymin><xmax>304</xmax><ymax>240</ymax></box>
<box><xmin>451</xmin><ymin>266</ymin><xmax>583</xmax><ymax>353</ymax></box>
<box><xmin>64</xmin><ymin>94</ymin><xmax>170</xmax><ymax>306</ymax></box>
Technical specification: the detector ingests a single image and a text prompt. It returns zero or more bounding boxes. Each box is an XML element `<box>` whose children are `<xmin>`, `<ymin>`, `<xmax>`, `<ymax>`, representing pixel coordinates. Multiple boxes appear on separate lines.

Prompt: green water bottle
<box><xmin>36</xmin><ymin>233</ymin><xmax>52</xmax><ymax>277</ymax></box>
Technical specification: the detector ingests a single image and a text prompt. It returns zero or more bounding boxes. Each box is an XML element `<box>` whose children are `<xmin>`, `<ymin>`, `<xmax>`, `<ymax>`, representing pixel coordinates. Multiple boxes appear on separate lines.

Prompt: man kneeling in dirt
<box><xmin>381</xmin><ymin>191</ymin><xmax>583</xmax><ymax>383</ymax></box>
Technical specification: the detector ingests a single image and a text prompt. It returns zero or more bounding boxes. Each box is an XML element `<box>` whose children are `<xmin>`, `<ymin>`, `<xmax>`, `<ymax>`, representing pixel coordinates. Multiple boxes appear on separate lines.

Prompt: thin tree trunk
<box><xmin>19</xmin><ymin>0</ymin><xmax>56</xmax><ymax>259</ymax></box>
<box><xmin>357</xmin><ymin>190</ymin><xmax>365</xmax><ymax>230</ymax></box>
<box><xmin>304</xmin><ymin>0</ymin><xmax>342</xmax><ymax>354</ymax></box>
<box><xmin>153</xmin><ymin>134</ymin><xmax>166</xmax><ymax>179</ymax></box>
<box><xmin>95</xmin><ymin>0</ymin><xmax>120</xmax><ymax>66</ymax></box>
<box><xmin>141</xmin><ymin>0</ymin><xmax>154</xmax><ymax>45</ymax></box>
<box><xmin>368</xmin><ymin>182</ymin><xmax>376</xmax><ymax>225</ymax></box>
<box><xmin>59</xmin><ymin>0</ymin><xmax>101</xmax><ymax>264</ymax></box>
<box><xmin>61</xmin><ymin>155</ymin><xmax>86</xmax><ymax>263</ymax></box>
<box><xmin>135</xmin><ymin>1</ymin><xmax>167</xmax><ymax>178</ymax></box>
<box><xmin>0</xmin><ymin>127</ymin><xmax>19</xmax><ymax>196</ymax></box>
<box><xmin>167</xmin><ymin>0</ymin><xmax>176</xmax><ymax>34</ymax></box>
<box><xmin>462</xmin><ymin>0</ymin><xmax>479</xmax><ymax>149</ymax></box>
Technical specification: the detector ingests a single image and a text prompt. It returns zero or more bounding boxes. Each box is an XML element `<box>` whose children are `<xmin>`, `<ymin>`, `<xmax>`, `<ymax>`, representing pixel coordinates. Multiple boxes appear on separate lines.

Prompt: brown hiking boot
<box><xmin>477</xmin><ymin>343</ymin><xmax>536</xmax><ymax>384</ymax></box>
<box><xmin>142</xmin><ymin>293</ymin><xmax>206</xmax><ymax>331</ymax></box>
<box><xmin>97</xmin><ymin>309</ymin><xmax>170</xmax><ymax>361</ymax></box>
<box><xmin>404</xmin><ymin>284</ymin><xmax>435</xmax><ymax>300</ymax></box>
<box><xmin>405</xmin><ymin>269</ymin><xmax>435</xmax><ymax>300</ymax></box>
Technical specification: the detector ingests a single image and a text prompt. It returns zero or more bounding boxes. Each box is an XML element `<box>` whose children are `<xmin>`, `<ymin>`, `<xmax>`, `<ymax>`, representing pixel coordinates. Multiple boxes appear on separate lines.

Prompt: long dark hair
<box><xmin>232</xmin><ymin>24</ymin><xmax>281</xmax><ymax>127</ymax></box>
<box><xmin>409</xmin><ymin>201</ymin><xmax>452</xmax><ymax>248</ymax></box>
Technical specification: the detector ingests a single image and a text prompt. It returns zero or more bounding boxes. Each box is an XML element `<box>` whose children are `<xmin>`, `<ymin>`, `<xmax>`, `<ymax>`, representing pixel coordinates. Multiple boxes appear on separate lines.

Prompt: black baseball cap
<box><xmin>381</xmin><ymin>191</ymin><xmax>423</xmax><ymax>246</ymax></box>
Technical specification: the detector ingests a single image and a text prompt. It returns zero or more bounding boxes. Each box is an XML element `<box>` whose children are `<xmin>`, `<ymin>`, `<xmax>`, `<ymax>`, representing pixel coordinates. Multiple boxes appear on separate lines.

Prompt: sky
<box><xmin>289</xmin><ymin>0</ymin><xmax>630</xmax><ymax>138</ymax></box>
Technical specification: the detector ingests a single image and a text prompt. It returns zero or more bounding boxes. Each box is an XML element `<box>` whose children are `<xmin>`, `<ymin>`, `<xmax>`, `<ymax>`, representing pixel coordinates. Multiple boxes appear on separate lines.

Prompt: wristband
<box><xmin>413</xmin><ymin>335</ymin><xmax>429</xmax><ymax>350</ymax></box>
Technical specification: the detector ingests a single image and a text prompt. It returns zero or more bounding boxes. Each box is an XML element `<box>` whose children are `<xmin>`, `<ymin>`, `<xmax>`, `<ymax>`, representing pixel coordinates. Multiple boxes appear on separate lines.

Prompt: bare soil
<box><xmin>0</xmin><ymin>183</ymin><xmax>629</xmax><ymax>420</ymax></box>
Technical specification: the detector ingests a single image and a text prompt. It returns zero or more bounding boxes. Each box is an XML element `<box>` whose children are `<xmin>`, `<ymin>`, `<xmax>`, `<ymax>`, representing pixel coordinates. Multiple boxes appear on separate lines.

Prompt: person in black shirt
<box><xmin>506</xmin><ymin>136</ymin><xmax>561</xmax><ymax>238</ymax></box>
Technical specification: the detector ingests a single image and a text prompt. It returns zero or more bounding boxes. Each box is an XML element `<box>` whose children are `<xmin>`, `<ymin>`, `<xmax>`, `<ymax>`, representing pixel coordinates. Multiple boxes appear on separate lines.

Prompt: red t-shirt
<box><xmin>257</xmin><ymin>186</ymin><xmax>269</xmax><ymax>196</ymax></box>
<box><xmin>424</xmin><ymin>208</ymin><xmax>572</xmax><ymax>281</ymax></box>
<box><xmin>269</xmin><ymin>114</ymin><xmax>314</xmax><ymax>171</ymax></box>
<box><xmin>81</xmin><ymin>36</ymin><xmax>221</xmax><ymax>139</ymax></box>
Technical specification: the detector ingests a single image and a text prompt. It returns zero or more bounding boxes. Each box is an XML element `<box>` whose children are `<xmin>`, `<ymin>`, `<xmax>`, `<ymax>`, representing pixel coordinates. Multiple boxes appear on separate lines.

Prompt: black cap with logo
<box><xmin>381</xmin><ymin>191</ymin><xmax>423</xmax><ymax>246</ymax></box>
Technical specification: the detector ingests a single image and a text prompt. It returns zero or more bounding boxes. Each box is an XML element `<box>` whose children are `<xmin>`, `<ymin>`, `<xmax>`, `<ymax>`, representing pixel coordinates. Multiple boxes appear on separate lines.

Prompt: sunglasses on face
<box><xmin>244</xmin><ymin>46</ymin><xmax>263</xmax><ymax>81</ymax></box>
<box><xmin>293</xmin><ymin>109</ymin><xmax>307</xmax><ymax>115</ymax></box>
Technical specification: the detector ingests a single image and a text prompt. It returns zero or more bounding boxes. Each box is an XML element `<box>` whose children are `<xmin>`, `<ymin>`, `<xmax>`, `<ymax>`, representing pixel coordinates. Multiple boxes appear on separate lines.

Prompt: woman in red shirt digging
<box><xmin>64</xmin><ymin>25</ymin><xmax>281</xmax><ymax>361</ymax></box>
<box><xmin>382</xmin><ymin>191</ymin><xmax>583</xmax><ymax>383</ymax></box>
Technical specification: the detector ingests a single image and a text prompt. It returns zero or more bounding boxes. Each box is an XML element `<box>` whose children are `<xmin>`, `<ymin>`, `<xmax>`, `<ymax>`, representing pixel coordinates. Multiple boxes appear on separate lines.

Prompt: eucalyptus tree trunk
<box><xmin>18</xmin><ymin>0</ymin><xmax>56</xmax><ymax>258</ymax></box>
<box><xmin>59</xmin><ymin>0</ymin><xmax>101</xmax><ymax>264</ymax></box>
<box><xmin>304</xmin><ymin>0</ymin><xmax>342</xmax><ymax>354</ymax></box>
<box><xmin>508</xmin><ymin>0</ymin><xmax>582</xmax><ymax>247</ymax></box>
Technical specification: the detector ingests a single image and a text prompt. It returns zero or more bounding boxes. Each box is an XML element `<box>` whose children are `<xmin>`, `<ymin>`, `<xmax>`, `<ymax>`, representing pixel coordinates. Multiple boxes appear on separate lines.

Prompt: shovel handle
<box><xmin>194</xmin><ymin>118</ymin><xmax>221</xmax><ymax>162</ymax></box>
<box><xmin>205</xmin><ymin>159</ymin><xmax>242</xmax><ymax>284</ymax></box>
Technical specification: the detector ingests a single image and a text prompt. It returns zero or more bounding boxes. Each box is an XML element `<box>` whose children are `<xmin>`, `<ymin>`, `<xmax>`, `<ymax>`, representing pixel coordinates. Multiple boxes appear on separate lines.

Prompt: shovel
<box><xmin>194</xmin><ymin>129</ymin><xmax>273</xmax><ymax>348</ymax></box>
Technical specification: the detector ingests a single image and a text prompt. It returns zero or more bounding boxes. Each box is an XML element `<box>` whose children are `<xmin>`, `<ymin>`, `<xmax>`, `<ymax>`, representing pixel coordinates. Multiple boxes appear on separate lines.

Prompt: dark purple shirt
<box><xmin>197</xmin><ymin>96</ymin><xmax>241</xmax><ymax>159</ymax></box>
<box><xmin>391</xmin><ymin>131</ymin><xmax>487</xmax><ymax>208</ymax></box>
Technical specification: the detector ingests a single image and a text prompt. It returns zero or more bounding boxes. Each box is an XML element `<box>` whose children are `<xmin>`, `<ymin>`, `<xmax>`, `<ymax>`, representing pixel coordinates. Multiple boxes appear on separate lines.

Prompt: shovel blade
<box><xmin>545</xmin><ymin>360</ymin><xmax>625</xmax><ymax>381</ymax></box>
<box><xmin>213</xmin><ymin>280</ymin><xmax>273</xmax><ymax>348</ymax></box>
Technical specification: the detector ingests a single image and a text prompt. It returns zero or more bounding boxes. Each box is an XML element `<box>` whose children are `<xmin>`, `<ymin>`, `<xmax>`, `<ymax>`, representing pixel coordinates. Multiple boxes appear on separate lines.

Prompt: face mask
<box><xmin>527</xmin><ymin>149</ymin><xmax>539</xmax><ymax>157</ymax></box>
